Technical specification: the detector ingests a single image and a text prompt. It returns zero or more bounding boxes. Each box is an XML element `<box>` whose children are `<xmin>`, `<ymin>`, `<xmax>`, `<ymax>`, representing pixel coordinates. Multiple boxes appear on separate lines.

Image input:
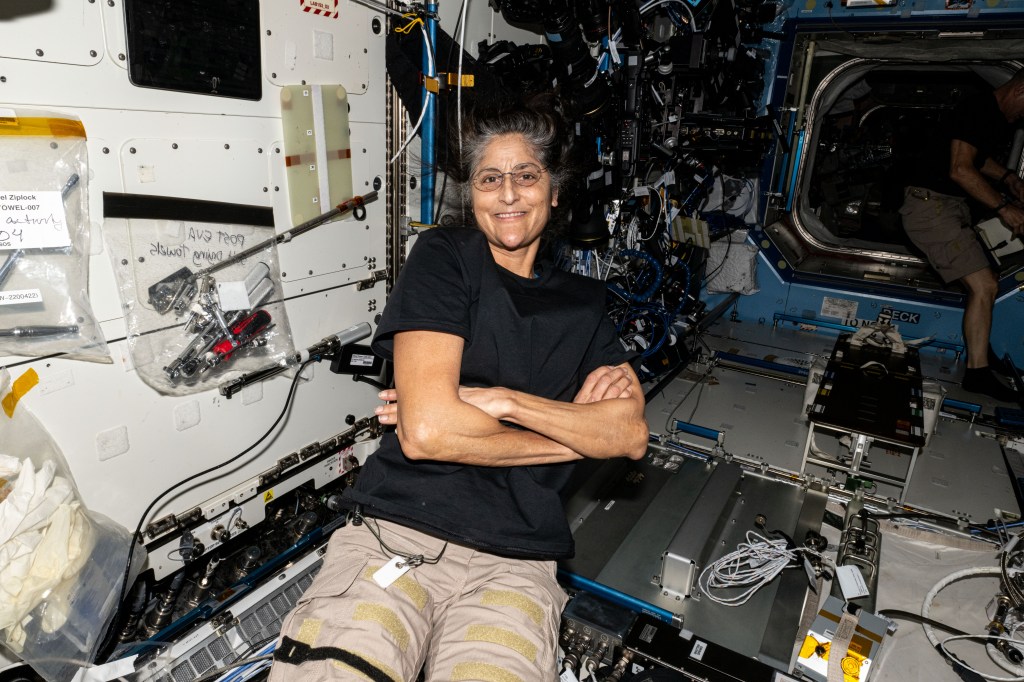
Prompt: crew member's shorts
<box><xmin>899</xmin><ymin>186</ymin><xmax>990</xmax><ymax>283</ymax></box>
<box><xmin>268</xmin><ymin>517</ymin><xmax>567</xmax><ymax>682</ymax></box>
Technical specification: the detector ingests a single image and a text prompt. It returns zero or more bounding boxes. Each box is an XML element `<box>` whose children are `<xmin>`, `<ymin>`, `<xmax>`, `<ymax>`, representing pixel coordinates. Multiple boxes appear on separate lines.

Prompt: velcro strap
<box><xmin>274</xmin><ymin>636</ymin><xmax>393</xmax><ymax>682</ymax></box>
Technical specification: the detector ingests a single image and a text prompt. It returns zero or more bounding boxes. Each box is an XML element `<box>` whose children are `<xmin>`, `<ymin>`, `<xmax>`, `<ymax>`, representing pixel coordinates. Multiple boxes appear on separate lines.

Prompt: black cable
<box><xmin>107</xmin><ymin>359</ymin><xmax>315</xmax><ymax>653</ymax></box>
<box><xmin>876</xmin><ymin>609</ymin><xmax>970</xmax><ymax>637</ymax></box>
<box><xmin>355</xmin><ymin>512</ymin><xmax>447</xmax><ymax>566</ymax></box>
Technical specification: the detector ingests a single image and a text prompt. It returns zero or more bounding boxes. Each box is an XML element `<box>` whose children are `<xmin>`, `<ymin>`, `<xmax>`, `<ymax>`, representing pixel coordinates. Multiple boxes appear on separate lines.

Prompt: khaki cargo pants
<box><xmin>268</xmin><ymin>518</ymin><xmax>567</xmax><ymax>682</ymax></box>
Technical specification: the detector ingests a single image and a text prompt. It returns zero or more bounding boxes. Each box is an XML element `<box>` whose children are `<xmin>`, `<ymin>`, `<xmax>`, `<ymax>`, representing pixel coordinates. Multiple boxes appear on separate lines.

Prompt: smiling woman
<box><xmin>469</xmin><ymin>135</ymin><xmax>557</xmax><ymax>276</ymax></box>
<box><xmin>269</xmin><ymin>95</ymin><xmax>649</xmax><ymax>682</ymax></box>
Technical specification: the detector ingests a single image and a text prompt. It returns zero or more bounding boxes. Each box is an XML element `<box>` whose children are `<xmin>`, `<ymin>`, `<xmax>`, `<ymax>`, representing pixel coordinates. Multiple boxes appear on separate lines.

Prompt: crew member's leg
<box><xmin>900</xmin><ymin>188</ymin><xmax>1016</xmax><ymax>401</ymax></box>
<box><xmin>423</xmin><ymin>554</ymin><xmax>566</xmax><ymax>682</ymax></box>
<box><xmin>957</xmin><ymin>267</ymin><xmax>1018</xmax><ymax>400</ymax></box>
<box><xmin>961</xmin><ymin>267</ymin><xmax>997</xmax><ymax>369</ymax></box>
<box><xmin>269</xmin><ymin>521</ymin><xmax>435</xmax><ymax>682</ymax></box>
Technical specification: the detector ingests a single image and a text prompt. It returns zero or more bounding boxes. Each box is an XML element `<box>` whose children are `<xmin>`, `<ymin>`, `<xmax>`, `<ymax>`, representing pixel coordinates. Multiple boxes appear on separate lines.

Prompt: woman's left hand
<box><xmin>574</xmin><ymin>365</ymin><xmax>634</xmax><ymax>404</ymax></box>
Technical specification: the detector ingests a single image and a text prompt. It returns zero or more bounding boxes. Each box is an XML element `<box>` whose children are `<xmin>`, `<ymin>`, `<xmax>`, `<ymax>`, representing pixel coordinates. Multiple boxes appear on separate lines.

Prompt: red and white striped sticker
<box><xmin>300</xmin><ymin>0</ymin><xmax>338</xmax><ymax>18</ymax></box>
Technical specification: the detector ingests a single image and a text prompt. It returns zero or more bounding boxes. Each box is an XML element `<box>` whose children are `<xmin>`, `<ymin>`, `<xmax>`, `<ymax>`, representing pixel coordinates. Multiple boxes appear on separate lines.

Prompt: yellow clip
<box><xmin>394</xmin><ymin>14</ymin><xmax>423</xmax><ymax>34</ymax></box>
<box><xmin>423</xmin><ymin>73</ymin><xmax>476</xmax><ymax>94</ymax></box>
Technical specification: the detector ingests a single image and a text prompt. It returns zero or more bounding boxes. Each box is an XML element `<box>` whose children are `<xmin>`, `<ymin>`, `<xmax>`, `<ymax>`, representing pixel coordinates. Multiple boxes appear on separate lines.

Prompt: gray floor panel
<box><xmin>646</xmin><ymin>319</ymin><xmax>1021</xmax><ymax>522</ymax></box>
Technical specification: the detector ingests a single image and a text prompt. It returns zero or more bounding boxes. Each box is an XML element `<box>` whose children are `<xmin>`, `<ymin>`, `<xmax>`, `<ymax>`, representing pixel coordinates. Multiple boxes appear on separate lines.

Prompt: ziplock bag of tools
<box><xmin>103</xmin><ymin>191</ymin><xmax>376</xmax><ymax>396</ymax></box>
<box><xmin>0</xmin><ymin>109</ymin><xmax>109</xmax><ymax>362</ymax></box>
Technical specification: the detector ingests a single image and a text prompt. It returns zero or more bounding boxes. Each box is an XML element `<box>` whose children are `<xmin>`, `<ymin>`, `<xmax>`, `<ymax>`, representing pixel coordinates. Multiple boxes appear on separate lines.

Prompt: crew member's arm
<box><xmin>384</xmin><ymin>330</ymin><xmax>647</xmax><ymax>466</ymax></box>
<box><xmin>979</xmin><ymin>157</ymin><xmax>1024</xmax><ymax>202</ymax></box>
<box><xmin>457</xmin><ymin>365</ymin><xmax>648</xmax><ymax>460</ymax></box>
<box><xmin>950</xmin><ymin>139</ymin><xmax>1024</xmax><ymax>234</ymax></box>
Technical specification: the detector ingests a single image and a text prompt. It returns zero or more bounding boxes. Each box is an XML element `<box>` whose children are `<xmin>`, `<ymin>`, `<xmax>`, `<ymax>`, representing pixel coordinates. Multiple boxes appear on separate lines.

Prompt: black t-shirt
<box><xmin>343</xmin><ymin>227</ymin><xmax>633</xmax><ymax>559</ymax></box>
<box><xmin>905</xmin><ymin>89</ymin><xmax>1013</xmax><ymax>197</ymax></box>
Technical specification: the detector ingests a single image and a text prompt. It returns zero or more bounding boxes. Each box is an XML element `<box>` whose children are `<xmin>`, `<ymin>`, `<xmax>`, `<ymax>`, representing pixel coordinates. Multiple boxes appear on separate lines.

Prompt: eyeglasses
<box><xmin>471</xmin><ymin>164</ymin><xmax>547</xmax><ymax>192</ymax></box>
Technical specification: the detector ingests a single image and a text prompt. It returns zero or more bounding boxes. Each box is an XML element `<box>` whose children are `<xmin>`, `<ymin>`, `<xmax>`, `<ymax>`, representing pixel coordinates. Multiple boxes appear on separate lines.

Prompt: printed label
<box><xmin>0</xmin><ymin>191</ymin><xmax>71</xmax><ymax>249</ymax></box>
<box><xmin>820</xmin><ymin>296</ymin><xmax>858</xmax><ymax>320</ymax></box>
<box><xmin>350</xmin><ymin>353</ymin><xmax>376</xmax><ymax>368</ymax></box>
<box><xmin>0</xmin><ymin>288</ymin><xmax>41</xmax><ymax>306</ymax></box>
<box><xmin>690</xmin><ymin>640</ymin><xmax>707</xmax><ymax>661</ymax></box>
<box><xmin>878</xmin><ymin>307</ymin><xmax>920</xmax><ymax>325</ymax></box>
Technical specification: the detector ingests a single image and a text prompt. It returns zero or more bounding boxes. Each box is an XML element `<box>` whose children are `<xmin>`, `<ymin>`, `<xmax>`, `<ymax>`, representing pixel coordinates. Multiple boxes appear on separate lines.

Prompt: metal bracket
<box><xmin>357</xmin><ymin>269</ymin><xmax>387</xmax><ymax>291</ymax></box>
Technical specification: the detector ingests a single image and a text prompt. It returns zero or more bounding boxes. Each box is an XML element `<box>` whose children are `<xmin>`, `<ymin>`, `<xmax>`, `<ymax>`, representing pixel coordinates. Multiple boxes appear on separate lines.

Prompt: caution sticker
<box><xmin>263</xmin><ymin>489</ymin><xmax>275</xmax><ymax>504</ymax></box>
<box><xmin>300</xmin><ymin>0</ymin><xmax>338</xmax><ymax>17</ymax></box>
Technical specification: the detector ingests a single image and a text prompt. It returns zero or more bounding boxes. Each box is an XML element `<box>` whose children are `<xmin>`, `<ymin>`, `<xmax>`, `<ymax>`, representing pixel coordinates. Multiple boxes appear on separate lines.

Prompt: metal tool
<box><xmin>148</xmin><ymin>190</ymin><xmax>378</xmax><ymax>315</ymax></box>
<box><xmin>0</xmin><ymin>325</ymin><xmax>80</xmax><ymax>338</ymax></box>
<box><xmin>164</xmin><ymin>263</ymin><xmax>276</xmax><ymax>382</ymax></box>
<box><xmin>218</xmin><ymin>322</ymin><xmax>373</xmax><ymax>398</ymax></box>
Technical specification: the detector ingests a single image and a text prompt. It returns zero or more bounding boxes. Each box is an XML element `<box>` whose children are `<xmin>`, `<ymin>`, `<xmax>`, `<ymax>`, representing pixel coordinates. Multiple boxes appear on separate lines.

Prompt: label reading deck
<box><xmin>820</xmin><ymin>296</ymin><xmax>858</xmax><ymax>320</ymax></box>
<box><xmin>0</xmin><ymin>191</ymin><xmax>71</xmax><ymax>249</ymax></box>
<box><xmin>0</xmin><ymin>289</ymin><xmax>42</xmax><ymax>306</ymax></box>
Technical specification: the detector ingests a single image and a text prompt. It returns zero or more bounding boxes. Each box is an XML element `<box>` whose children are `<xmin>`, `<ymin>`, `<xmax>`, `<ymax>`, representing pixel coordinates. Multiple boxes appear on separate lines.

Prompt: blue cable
<box><xmin>607</xmin><ymin>249</ymin><xmax>663</xmax><ymax>303</ymax></box>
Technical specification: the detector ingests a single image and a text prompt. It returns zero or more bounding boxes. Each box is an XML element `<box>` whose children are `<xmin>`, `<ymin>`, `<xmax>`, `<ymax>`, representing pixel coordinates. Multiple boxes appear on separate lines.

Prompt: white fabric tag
<box><xmin>836</xmin><ymin>565</ymin><xmax>870</xmax><ymax>599</ymax></box>
<box><xmin>372</xmin><ymin>556</ymin><xmax>411</xmax><ymax>589</ymax></box>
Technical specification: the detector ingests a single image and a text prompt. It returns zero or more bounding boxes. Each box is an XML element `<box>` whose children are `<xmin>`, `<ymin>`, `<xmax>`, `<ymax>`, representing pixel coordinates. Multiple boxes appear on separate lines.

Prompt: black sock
<box><xmin>963</xmin><ymin>367</ymin><xmax>1019</xmax><ymax>402</ymax></box>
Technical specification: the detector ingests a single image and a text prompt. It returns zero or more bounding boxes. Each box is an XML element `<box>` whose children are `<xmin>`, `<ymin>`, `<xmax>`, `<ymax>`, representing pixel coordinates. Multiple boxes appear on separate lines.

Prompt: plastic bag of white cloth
<box><xmin>705</xmin><ymin>229</ymin><xmax>760</xmax><ymax>295</ymax></box>
<box><xmin>0</xmin><ymin>368</ymin><xmax>133</xmax><ymax>682</ymax></box>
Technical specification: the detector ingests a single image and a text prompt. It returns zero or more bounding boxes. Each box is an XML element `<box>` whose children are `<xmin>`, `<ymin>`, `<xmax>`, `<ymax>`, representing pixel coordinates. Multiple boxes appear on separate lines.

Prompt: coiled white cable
<box><xmin>920</xmin><ymin>566</ymin><xmax>1024</xmax><ymax>681</ymax></box>
<box><xmin>699</xmin><ymin>530</ymin><xmax>829</xmax><ymax>606</ymax></box>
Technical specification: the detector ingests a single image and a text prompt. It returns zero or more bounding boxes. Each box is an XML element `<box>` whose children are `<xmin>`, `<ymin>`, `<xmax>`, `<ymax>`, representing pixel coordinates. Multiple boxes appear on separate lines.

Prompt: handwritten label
<box><xmin>0</xmin><ymin>191</ymin><xmax>71</xmax><ymax>249</ymax></box>
<box><xmin>147</xmin><ymin>225</ymin><xmax>251</xmax><ymax>268</ymax></box>
<box><xmin>0</xmin><ymin>288</ymin><xmax>41</xmax><ymax>306</ymax></box>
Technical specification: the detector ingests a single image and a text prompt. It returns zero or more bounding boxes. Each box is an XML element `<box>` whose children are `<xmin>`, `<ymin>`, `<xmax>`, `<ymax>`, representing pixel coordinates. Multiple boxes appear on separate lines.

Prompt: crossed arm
<box><xmin>373</xmin><ymin>330</ymin><xmax>649</xmax><ymax>467</ymax></box>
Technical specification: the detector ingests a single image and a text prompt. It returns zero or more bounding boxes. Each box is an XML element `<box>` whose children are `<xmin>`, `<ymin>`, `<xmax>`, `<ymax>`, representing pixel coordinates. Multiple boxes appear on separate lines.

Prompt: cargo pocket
<box><xmin>294</xmin><ymin>549</ymin><xmax>371</xmax><ymax>609</ymax></box>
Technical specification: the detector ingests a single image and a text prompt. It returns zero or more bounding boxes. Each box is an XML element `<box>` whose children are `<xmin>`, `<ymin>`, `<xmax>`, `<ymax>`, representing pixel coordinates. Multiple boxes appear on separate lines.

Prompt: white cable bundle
<box><xmin>699</xmin><ymin>530</ymin><xmax>808</xmax><ymax>606</ymax></box>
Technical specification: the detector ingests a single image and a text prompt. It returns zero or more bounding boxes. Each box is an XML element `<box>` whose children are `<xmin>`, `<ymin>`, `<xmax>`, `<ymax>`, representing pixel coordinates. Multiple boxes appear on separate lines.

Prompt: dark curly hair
<box><xmin>439</xmin><ymin>92</ymin><xmax>579</xmax><ymax>229</ymax></box>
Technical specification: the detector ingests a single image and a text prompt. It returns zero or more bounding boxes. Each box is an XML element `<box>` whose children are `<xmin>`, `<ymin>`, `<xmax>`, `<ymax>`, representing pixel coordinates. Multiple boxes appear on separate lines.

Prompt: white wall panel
<box><xmin>0</xmin><ymin>0</ymin><xmax>104</xmax><ymax>66</ymax></box>
<box><xmin>262</xmin><ymin>0</ymin><xmax>371</xmax><ymax>94</ymax></box>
